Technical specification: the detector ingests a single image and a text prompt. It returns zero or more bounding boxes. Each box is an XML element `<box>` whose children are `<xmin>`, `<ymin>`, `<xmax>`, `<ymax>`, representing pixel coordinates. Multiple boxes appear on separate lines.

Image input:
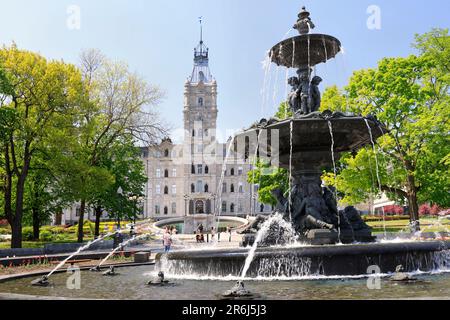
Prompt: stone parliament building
<box><xmin>140</xmin><ymin>34</ymin><xmax>271</xmax><ymax>221</ymax></box>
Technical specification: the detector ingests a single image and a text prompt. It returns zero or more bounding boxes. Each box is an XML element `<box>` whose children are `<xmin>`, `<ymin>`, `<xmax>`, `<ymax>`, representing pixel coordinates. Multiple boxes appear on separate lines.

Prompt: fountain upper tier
<box><xmin>270</xmin><ymin>34</ymin><xmax>341</xmax><ymax>69</ymax></box>
<box><xmin>242</xmin><ymin>113</ymin><xmax>385</xmax><ymax>171</ymax></box>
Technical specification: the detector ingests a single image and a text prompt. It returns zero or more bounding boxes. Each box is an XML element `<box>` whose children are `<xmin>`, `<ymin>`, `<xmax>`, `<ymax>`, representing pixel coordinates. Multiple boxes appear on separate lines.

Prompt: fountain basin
<box><xmin>270</xmin><ymin>34</ymin><xmax>341</xmax><ymax>68</ymax></box>
<box><xmin>157</xmin><ymin>241</ymin><xmax>450</xmax><ymax>278</ymax></box>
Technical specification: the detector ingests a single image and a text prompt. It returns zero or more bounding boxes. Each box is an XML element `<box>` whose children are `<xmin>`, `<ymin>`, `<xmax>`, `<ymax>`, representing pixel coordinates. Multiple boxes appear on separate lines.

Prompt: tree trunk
<box><xmin>94</xmin><ymin>206</ymin><xmax>103</xmax><ymax>239</ymax></box>
<box><xmin>406</xmin><ymin>174</ymin><xmax>420</xmax><ymax>232</ymax></box>
<box><xmin>11</xmin><ymin>220</ymin><xmax>22</xmax><ymax>249</ymax></box>
<box><xmin>77</xmin><ymin>199</ymin><xmax>86</xmax><ymax>243</ymax></box>
<box><xmin>32</xmin><ymin>207</ymin><xmax>40</xmax><ymax>241</ymax></box>
<box><xmin>11</xmin><ymin>160</ymin><xmax>30</xmax><ymax>249</ymax></box>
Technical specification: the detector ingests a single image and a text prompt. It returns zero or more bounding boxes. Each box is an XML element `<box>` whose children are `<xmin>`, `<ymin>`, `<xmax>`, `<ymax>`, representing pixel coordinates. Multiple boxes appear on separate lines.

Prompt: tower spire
<box><xmin>190</xmin><ymin>17</ymin><xmax>213</xmax><ymax>84</ymax></box>
<box><xmin>199</xmin><ymin>16</ymin><xmax>203</xmax><ymax>45</ymax></box>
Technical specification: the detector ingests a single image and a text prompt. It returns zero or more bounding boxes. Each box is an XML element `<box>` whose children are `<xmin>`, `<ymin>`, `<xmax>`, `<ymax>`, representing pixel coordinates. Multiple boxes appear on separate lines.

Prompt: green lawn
<box><xmin>367</xmin><ymin>217</ymin><xmax>450</xmax><ymax>234</ymax></box>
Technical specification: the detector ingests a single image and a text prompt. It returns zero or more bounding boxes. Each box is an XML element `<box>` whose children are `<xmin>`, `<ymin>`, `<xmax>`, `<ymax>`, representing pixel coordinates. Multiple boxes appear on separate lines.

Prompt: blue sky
<box><xmin>0</xmin><ymin>0</ymin><xmax>449</xmax><ymax>142</ymax></box>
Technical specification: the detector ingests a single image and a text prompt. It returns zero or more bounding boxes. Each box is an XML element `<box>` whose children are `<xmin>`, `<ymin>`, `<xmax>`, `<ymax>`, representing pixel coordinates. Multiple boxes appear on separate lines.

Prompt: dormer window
<box><xmin>198</xmin><ymin>97</ymin><xmax>204</xmax><ymax>106</ymax></box>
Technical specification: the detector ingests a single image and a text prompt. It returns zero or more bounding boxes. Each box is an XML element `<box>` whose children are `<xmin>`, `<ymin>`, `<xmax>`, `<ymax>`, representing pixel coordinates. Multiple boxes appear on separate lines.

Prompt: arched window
<box><xmin>199</xmin><ymin>71</ymin><xmax>205</xmax><ymax>82</ymax></box>
<box><xmin>230</xmin><ymin>168</ymin><xmax>235</xmax><ymax>176</ymax></box>
<box><xmin>204</xmin><ymin>184</ymin><xmax>209</xmax><ymax>193</ymax></box>
<box><xmin>245</xmin><ymin>136</ymin><xmax>250</xmax><ymax>162</ymax></box>
<box><xmin>222</xmin><ymin>201</ymin><xmax>227</xmax><ymax>213</ymax></box>
<box><xmin>164</xmin><ymin>169</ymin><xmax>169</xmax><ymax>178</ymax></box>
<box><xmin>230</xmin><ymin>184</ymin><xmax>235</xmax><ymax>193</ymax></box>
<box><xmin>198</xmin><ymin>97</ymin><xmax>204</xmax><ymax>106</ymax></box>
<box><xmin>204</xmin><ymin>129</ymin><xmax>209</xmax><ymax>137</ymax></box>
<box><xmin>230</xmin><ymin>203</ymin><xmax>235</xmax><ymax>213</ymax></box>
<box><xmin>164</xmin><ymin>186</ymin><xmax>169</xmax><ymax>195</ymax></box>
<box><xmin>192</xmin><ymin>130</ymin><xmax>195</xmax><ymax>137</ymax></box>
<box><xmin>191</xmin><ymin>184</ymin><xmax>195</xmax><ymax>193</ymax></box>
<box><xmin>205</xmin><ymin>166</ymin><xmax>209</xmax><ymax>174</ymax></box>
<box><xmin>164</xmin><ymin>206</ymin><xmax>168</xmax><ymax>215</ymax></box>
<box><xmin>164</xmin><ymin>149</ymin><xmax>169</xmax><ymax>157</ymax></box>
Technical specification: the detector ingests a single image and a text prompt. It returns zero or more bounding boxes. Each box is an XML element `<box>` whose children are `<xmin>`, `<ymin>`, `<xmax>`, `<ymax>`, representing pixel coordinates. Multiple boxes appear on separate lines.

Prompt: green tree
<box><xmin>91</xmin><ymin>136</ymin><xmax>147</xmax><ymax>237</ymax></box>
<box><xmin>247</xmin><ymin>160</ymin><xmax>289</xmax><ymax>206</ymax></box>
<box><xmin>0</xmin><ymin>45</ymin><xmax>84</xmax><ymax>248</ymax></box>
<box><xmin>323</xmin><ymin>29</ymin><xmax>450</xmax><ymax>229</ymax></box>
<box><xmin>67</xmin><ymin>49</ymin><xmax>165</xmax><ymax>243</ymax></box>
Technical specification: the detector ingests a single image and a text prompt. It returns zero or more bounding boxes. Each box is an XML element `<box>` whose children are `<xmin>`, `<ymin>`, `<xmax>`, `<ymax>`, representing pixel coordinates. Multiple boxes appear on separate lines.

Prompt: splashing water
<box><xmin>46</xmin><ymin>232</ymin><xmax>116</xmax><ymax>278</ymax></box>
<box><xmin>97</xmin><ymin>233</ymin><xmax>150</xmax><ymax>268</ymax></box>
<box><xmin>327</xmin><ymin>121</ymin><xmax>341</xmax><ymax>240</ymax></box>
<box><xmin>215</xmin><ymin>135</ymin><xmax>236</xmax><ymax>229</ymax></box>
<box><xmin>364</xmin><ymin>118</ymin><xmax>387</xmax><ymax>237</ymax></box>
<box><xmin>288</xmin><ymin>120</ymin><xmax>294</xmax><ymax>220</ymax></box>
<box><xmin>250</xmin><ymin>130</ymin><xmax>264</xmax><ymax>216</ymax></box>
<box><xmin>240</xmin><ymin>214</ymin><xmax>297</xmax><ymax>279</ymax></box>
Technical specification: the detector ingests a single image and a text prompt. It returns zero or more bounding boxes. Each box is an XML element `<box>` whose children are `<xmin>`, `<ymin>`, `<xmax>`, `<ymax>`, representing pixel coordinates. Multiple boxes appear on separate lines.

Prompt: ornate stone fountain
<box><xmin>156</xmin><ymin>7</ymin><xmax>450</xmax><ymax>279</ymax></box>
<box><xmin>238</xmin><ymin>7</ymin><xmax>382</xmax><ymax>246</ymax></box>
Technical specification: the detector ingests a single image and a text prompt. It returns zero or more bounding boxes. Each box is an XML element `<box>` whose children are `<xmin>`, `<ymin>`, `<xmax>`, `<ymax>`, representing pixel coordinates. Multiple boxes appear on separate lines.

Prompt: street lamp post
<box><xmin>210</xmin><ymin>193</ymin><xmax>217</xmax><ymax>215</ymax></box>
<box><xmin>184</xmin><ymin>194</ymin><xmax>189</xmax><ymax>217</ymax></box>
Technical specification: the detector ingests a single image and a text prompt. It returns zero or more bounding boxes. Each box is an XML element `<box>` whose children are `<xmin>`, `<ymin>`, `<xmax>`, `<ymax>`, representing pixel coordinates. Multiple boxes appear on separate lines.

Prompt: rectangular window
<box><xmin>156</xmin><ymin>185</ymin><xmax>161</xmax><ymax>195</ymax></box>
<box><xmin>171</xmin><ymin>203</ymin><xmax>177</xmax><ymax>214</ymax></box>
<box><xmin>222</xmin><ymin>183</ymin><xmax>227</xmax><ymax>193</ymax></box>
<box><xmin>222</xmin><ymin>202</ymin><xmax>227</xmax><ymax>213</ymax></box>
<box><xmin>172</xmin><ymin>185</ymin><xmax>177</xmax><ymax>195</ymax></box>
<box><xmin>172</xmin><ymin>168</ymin><xmax>177</xmax><ymax>177</ymax></box>
<box><xmin>155</xmin><ymin>205</ymin><xmax>160</xmax><ymax>215</ymax></box>
<box><xmin>238</xmin><ymin>167</ymin><xmax>243</xmax><ymax>175</ymax></box>
<box><xmin>197</xmin><ymin>145</ymin><xmax>203</xmax><ymax>153</ymax></box>
<box><xmin>156</xmin><ymin>169</ymin><xmax>161</xmax><ymax>178</ymax></box>
<box><xmin>196</xmin><ymin>181</ymin><xmax>203</xmax><ymax>193</ymax></box>
<box><xmin>197</xmin><ymin>165</ymin><xmax>203</xmax><ymax>175</ymax></box>
<box><xmin>75</xmin><ymin>207</ymin><xmax>81</xmax><ymax>217</ymax></box>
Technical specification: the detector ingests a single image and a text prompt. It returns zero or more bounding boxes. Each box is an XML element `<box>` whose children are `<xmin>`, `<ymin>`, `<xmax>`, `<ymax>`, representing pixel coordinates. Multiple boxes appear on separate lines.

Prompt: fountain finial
<box><xmin>294</xmin><ymin>6</ymin><xmax>315</xmax><ymax>35</ymax></box>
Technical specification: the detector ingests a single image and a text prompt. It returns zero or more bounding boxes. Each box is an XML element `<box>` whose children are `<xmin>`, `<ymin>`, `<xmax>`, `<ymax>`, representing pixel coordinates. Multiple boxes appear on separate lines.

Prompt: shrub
<box><xmin>430</xmin><ymin>205</ymin><xmax>442</xmax><ymax>216</ymax></box>
<box><xmin>419</xmin><ymin>204</ymin><xmax>431</xmax><ymax>216</ymax></box>
<box><xmin>22</xmin><ymin>227</ymin><xmax>35</xmax><ymax>241</ymax></box>
<box><xmin>0</xmin><ymin>228</ymin><xmax>11</xmax><ymax>235</ymax></box>
<box><xmin>39</xmin><ymin>230</ymin><xmax>53</xmax><ymax>242</ymax></box>
<box><xmin>383</xmin><ymin>205</ymin><xmax>404</xmax><ymax>215</ymax></box>
<box><xmin>0</xmin><ymin>219</ymin><xmax>9</xmax><ymax>227</ymax></box>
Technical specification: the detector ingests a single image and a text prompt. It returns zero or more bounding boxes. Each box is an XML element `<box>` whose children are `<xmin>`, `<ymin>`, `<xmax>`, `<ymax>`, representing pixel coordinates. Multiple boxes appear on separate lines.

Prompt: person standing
<box><xmin>163</xmin><ymin>229</ymin><xmax>172</xmax><ymax>253</ymax></box>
